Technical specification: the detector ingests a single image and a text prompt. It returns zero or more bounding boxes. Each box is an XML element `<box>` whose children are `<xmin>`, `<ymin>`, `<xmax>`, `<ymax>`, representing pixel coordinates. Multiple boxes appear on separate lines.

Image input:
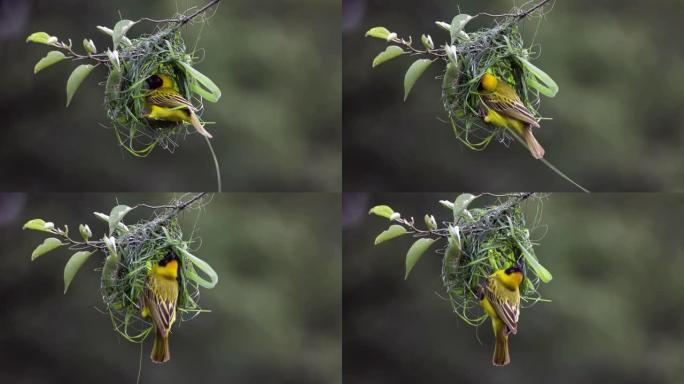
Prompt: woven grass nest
<box><xmin>441</xmin><ymin>17</ymin><xmax>558</xmax><ymax>151</ymax></box>
<box><xmin>104</xmin><ymin>25</ymin><xmax>221</xmax><ymax>157</ymax></box>
<box><xmin>440</xmin><ymin>195</ymin><xmax>549</xmax><ymax>325</ymax></box>
<box><xmin>94</xmin><ymin>198</ymin><xmax>218</xmax><ymax>343</ymax></box>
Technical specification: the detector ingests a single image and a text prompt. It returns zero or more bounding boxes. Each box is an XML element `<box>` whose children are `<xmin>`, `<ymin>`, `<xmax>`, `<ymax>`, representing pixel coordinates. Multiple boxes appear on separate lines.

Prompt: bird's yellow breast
<box><xmin>152</xmin><ymin>259</ymin><xmax>179</xmax><ymax>280</ymax></box>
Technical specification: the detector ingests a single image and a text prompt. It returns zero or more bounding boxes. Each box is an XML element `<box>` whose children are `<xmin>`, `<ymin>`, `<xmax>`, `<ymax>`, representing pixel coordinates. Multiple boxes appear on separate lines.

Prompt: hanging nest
<box><xmin>104</xmin><ymin>25</ymin><xmax>219</xmax><ymax>157</ymax></box>
<box><xmin>441</xmin><ymin>15</ymin><xmax>558</xmax><ymax>151</ymax></box>
<box><xmin>100</xmin><ymin>210</ymin><xmax>209</xmax><ymax>343</ymax></box>
<box><xmin>440</xmin><ymin>194</ymin><xmax>550</xmax><ymax>325</ymax></box>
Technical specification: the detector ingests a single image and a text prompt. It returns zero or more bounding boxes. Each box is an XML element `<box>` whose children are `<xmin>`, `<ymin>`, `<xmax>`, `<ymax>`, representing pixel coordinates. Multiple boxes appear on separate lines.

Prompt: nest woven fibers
<box><xmin>98</xmin><ymin>202</ymin><xmax>218</xmax><ymax>343</ymax></box>
<box><xmin>104</xmin><ymin>24</ymin><xmax>221</xmax><ymax>157</ymax></box>
<box><xmin>439</xmin><ymin>194</ymin><xmax>551</xmax><ymax>326</ymax></box>
<box><xmin>433</xmin><ymin>2</ymin><xmax>558</xmax><ymax>151</ymax></box>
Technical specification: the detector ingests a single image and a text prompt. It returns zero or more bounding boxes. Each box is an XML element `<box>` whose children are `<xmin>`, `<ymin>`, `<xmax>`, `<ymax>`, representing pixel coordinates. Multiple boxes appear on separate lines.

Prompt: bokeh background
<box><xmin>344</xmin><ymin>193</ymin><xmax>684</xmax><ymax>383</ymax></box>
<box><xmin>0</xmin><ymin>193</ymin><xmax>341</xmax><ymax>383</ymax></box>
<box><xmin>343</xmin><ymin>0</ymin><xmax>684</xmax><ymax>192</ymax></box>
<box><xmin>0</xmin><ymin>0</ymin><xmax>340</xmax><ymax>192</ymax></box>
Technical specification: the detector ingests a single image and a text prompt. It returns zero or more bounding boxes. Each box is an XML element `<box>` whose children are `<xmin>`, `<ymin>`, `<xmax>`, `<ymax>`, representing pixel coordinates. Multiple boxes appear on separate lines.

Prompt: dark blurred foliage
<box><xmin>0</xmin><ymin>193</ymin><xmax>341</xmax><ymax>383</ymax></box>
<box><xmin>344</xmin><ymin>193</ymin><xmax>684</xmax><ymax>383</ymax></box>
<box><xmin>0</xmin><ymin>0</ymin><xmax>340</xmax><ymax>192</ymax></box>
<box><xmin>343</xmin><ymin>0</ymin><xmax>684</xmax><ymax>192</ymax></box>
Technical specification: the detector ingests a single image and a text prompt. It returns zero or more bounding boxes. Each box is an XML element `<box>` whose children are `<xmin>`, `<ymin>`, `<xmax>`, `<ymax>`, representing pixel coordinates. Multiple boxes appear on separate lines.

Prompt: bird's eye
<box><xmin>146</xmin><ymin>75</ymin><xmax>163</xmax><ymax>89</ymax></box>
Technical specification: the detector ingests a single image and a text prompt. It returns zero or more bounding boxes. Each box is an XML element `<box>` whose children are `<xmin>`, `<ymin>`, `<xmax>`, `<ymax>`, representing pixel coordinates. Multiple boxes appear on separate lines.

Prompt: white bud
<box><xmin>449</xmin><ymin>225</ymin><xmax>461</xmax><ymax>245</ymax></box>
<box><xmin>445</xmin><ymin>45</ymin><xmax>458</xmax><ymax>66</ymax></box>
<box><xmin>106</xmin><ymin>49</ymin><xmax>120</xmax><ymax>71</ymax></box>
<box><xmin>83</xmin><ymin>39</ymin><xmax>97</xmax><ymax>55</ymax></box>
<box><xmin>389</xmin><ymin>212</ymin><xmax>401</xmax><ymax>221</ymax></box>
<box><xmin>386</xmin><ymin>32</ymin><xmax>397</xmax><ymax>42</ymax></box>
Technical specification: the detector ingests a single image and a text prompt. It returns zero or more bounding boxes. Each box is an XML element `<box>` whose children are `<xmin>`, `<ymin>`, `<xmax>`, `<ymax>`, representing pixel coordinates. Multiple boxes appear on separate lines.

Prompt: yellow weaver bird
<box><xmin>478</xmin><ymin>262</ymin><xmax>523</xmax><ymax>366</ymax></box>
<box><xmin>144</xmin><ymin>74</ymin><xmax>213</xmax><ymax>138</ymax></box>
<box><xmin>141</xmin><ymin>250</ymin><xmax>180</xmax><ymax>363</ymax></box>
<box><xmin>480</xmin><ymin>72</ymin><xmax>545</xmax><ymax>159</ymax></box>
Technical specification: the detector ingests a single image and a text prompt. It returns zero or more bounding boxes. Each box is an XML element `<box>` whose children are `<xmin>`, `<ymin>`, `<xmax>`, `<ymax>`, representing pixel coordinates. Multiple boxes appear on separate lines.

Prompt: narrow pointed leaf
<box><xmin>31</xmin><ymin>238</ymin><xmax>63</xmax><ymax>261</ymax></box>
<box><xmin>66</xmin><ymin>64</ymin><xmax>96</xmax><ymax>107</ymax></box>
<box><xmin>177</xmin><ymin>247</ymin><xmax>219</xmax><ymax>289</ymax></box>
<box><xmin>516</xmin><ymin>56</ymin><xmax>559</xmax><ymax>97</ymax></box>
<box><xmin>404</xmin><ymin>59</ymin><xmax>433</xmax><ymax>101</ymax></box>
<box><xmin>374</xmin><ymin>225</ymin><xmax>408</xmax><ymax>245</ymax></box>
<box><xmin>405</xmin><ymin>238</ymin><xmax>436</xmax><ymax>279</ymax></box>
<box><xmin>372</xmin><ymin>46</ymin><xmax>405</xmax><ymax>68</ymax></box>
<box><xmin>64</xmin><ymin>251</ymin><xmax>93</xmax><ymax>294</ymax></box>
<box><xmin>178</xmin><ymin>61</ymin><xmax>222</xmax><ymax>103</ymax></box>
<box><xmin>516</xmin><ymin>240</ymin><xmax>552</xmax><ymax>283</ymax></box>
<box><xmin>34</xmin><ymin>51</ymin><xmax>67</xmax><ymax>74</ymax></box>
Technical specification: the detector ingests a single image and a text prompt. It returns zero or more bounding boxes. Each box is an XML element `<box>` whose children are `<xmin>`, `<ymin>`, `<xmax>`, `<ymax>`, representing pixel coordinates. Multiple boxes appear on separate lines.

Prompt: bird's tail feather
<box><xmin>189</xmin><ymin>111</ymin><xmax>213</xmax><ymax>139</ymax></box>
<box><xmin>151</xmin><ymin>329</ymin><xmax>170</xmax><ymax>364</ymax></box>
<box><xmin>493</xmin><ymin>331</ymin><xmax>510</xmax><ymax>366</ymax></box>
<box><xmin>523</xmin><ymin>126</ymin><xmax>545</xmax><ymax>159</ymax></box>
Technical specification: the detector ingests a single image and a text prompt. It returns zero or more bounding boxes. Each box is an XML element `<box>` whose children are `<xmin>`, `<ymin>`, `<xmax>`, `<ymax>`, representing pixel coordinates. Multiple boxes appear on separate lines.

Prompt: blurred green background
<box><xmin>0</xmin><ymin>193</ymin><xmax>341</xmax><ymax>383</ymax></box>
<box><xmin>0</xmin><ymin>0</ymin><xmax>340</xmax><ymax>192</ymax></box>
<box><xmin>344</xmin><ymin>193</ymin><xmax>684</xmax><ymax>383</ymax></box>
<box><xmin>343</xmin><ymin>0</ymin><xmax>684</xmax><ymax>192</ymax></box>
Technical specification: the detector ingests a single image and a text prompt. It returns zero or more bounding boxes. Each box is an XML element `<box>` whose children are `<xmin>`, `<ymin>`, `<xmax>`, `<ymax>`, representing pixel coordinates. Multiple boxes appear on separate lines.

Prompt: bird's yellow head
<box><xmin>495</xmin><ymin>265</ymin><xmax>524</xmax><ymax>290</ymax></box>
<box><xmin>480</xmin><ymin>73</ymin><xmax>499</xmax><ymax>92</ymax></box>
<box><xmin>145</xmin><ymin>74</ymin><xmax>176</xmax><ymax>90</ymax></box>
<box><xmin>152</xmin><ymin>250</ymin><xmax>180</xmax><ymax>280</ymax></box>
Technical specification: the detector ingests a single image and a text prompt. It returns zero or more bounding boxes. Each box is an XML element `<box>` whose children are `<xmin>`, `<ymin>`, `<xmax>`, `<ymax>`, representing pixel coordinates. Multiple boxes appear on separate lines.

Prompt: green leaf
<box><xmin>34</xmin><ymin>51</ymin><xmax>67</xmax><ymax>74</ymax></box>
<box><xmin>63</xmin><ymin>251</ymin><xmax>93</xmax><ymax>294</ymax></box>
<box><xmin>112</xmin><ymin>19</ymin><xmax>137</xmax><ymax>50</ymax></box>
<box><xmin>108</xmin><ymin>205</ymin><xmax>134</xmax><ymax>235</ymax></box>
<box><xmin>177</xmin><ymin>61</ymin><xmax>222</xmax><ymax>103</ymax></box>
<box><xmin>372</xmin><ymin>46</ymin><xmax>405</xmax><ymax>68</ymax></box>
<box><xmin>404</xmin><ymin>59</ymin><xmax>433</xmax><ymax>101</ymax></box>
<box><xmin>405</xmin><ymin>238</ymin><xmax>436</xmax><ymax>279</ymax></box>
<box><xmin>374</xmin><ymin>225</ymin><xmax>408</xmax><ymax>245</ymax></box>
<box><xmin>450</xmin><ymin>14</ymin><xmax>473</xmax><ymax>44</ymax></box>
<box><xmin>453</xmin><ymin>193</ymin><xmax>478</xmax><ymax>219</ymax></box>
<box><xmin>26</xmin><ymin>32</ymin><xmax>56</xmax><ymax>45</ymax></box>
<box><xmin>365</xmin><ymin>27</ymin><xmax>391</xmax><ymax>40</ymax></box>
<box><xmin>517</xmin><ymin>241</ymin><xmax>553</xmax><ymax>283</ymax></box>
<box><xmin>435</xmin><ymin>21</ymin><xmax>451</xmax><ymax>32</ymax></box>
<box><xmin>516</xmin><ymin>56</ymin><xmax>559</xmax><ymax>97</ymax></box>
<box><xmin>96</xmin><ymin>26</ymin><xmax>131</xmax><ymax>45</ymax></box>
<box><xmin>66</xmin><ymin>64</ymin><xmax>96</xmax><ymax>107</ymax></box>
<box><xmin>31</xmin><ymin>238</ymin><xmax>63</xmax><ymax>261</ymax></box>
<box><xmin>176</xmin><ymin>247</ymin><xmax>219</xmax><ymax>289</ymax></box>
<box><xmin>102</xmin><ymin>253</ymin><xmax>120</xmax><ymax>288</ymax></box>
<box><xmin>23</xmin><ymin>219</ymin><xmax>55</xmax><ymax>233</ymax></box>
<box><xmin>368</xmin><ymin>205</ymin><xmax>395</xmax><ymax>219</ymax></box>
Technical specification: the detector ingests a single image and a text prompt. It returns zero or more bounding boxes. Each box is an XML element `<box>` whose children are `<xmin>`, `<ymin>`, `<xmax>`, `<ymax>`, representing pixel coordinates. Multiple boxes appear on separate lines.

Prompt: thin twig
<box><xmin>55</xmin><ymin>193</ymin><xmax>208</xmax><ymax>251</ymax></box>
<box><xmin>397</xmin><ymin>193</ymin><xmax>534</xmax><ymax>239</ymax></box>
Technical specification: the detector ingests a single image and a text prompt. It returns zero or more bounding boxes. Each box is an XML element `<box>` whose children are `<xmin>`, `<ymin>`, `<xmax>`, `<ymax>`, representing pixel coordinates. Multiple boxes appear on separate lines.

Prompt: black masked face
<box><xmin>504</xmin><ymin>266</ymin><xmax>522</xmax><ymax>275</ymax></box>
<box><xmin>158</xmin><ymin>250</ymin><xmax>179</xmax><ymax>266</ymax></box>
<box><xmin>145</xmin><ymin>75</ymin><xmax>164</xmax><ymax>90</ymax></box>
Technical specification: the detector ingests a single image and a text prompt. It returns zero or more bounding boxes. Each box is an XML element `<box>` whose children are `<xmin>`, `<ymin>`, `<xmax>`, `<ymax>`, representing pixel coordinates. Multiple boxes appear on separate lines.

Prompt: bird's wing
<box><xmin>144</xmin><ymin>279</ymin><xmax>177</xmax><ymax>336</ymax></box>
<box><xmin>485</xmin><ymin>281</ymin><xmax>520</xmax><ymax>335</ymax></box>
<box><xmin>483</xmin><ymin>84</ymin><xmax>539</xmax><ymax>128</ymax></box>
<box><xmin>147</xmin><ymin>90</ymin><xmax>198</xmax><ymax>112</ymax></box>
